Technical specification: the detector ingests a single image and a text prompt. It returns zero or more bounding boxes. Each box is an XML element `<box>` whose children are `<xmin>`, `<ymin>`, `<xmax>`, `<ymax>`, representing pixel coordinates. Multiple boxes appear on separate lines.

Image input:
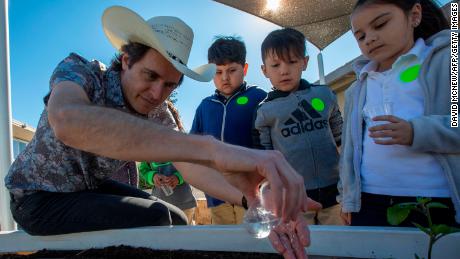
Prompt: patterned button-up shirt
<box><xmin>5</xmin><ymin>53</ymin><xmax>168</xmax><ymax>195</ymax></box>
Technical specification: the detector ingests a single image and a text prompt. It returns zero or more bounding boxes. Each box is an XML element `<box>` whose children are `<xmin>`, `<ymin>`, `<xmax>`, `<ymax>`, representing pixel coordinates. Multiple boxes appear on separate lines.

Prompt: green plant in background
<box><xmin>387</xmin><ymin>197</ymin><xmax>460</xmax><ymax>259</ymax></box>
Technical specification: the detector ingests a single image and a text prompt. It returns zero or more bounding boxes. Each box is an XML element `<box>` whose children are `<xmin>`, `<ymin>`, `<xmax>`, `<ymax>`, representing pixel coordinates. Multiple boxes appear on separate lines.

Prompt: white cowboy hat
<box><xmin>102</xmin><ymin>6</ymin><xmax>216</xmax><ymax>82</ymax></box>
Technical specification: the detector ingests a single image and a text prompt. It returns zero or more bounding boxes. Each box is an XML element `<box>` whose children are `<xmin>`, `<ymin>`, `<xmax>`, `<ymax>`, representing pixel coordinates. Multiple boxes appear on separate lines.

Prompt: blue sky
<box><xmin>8</xmin><ymin>0</ymin><xmax>449</xmax><ymax>131</ymax></box>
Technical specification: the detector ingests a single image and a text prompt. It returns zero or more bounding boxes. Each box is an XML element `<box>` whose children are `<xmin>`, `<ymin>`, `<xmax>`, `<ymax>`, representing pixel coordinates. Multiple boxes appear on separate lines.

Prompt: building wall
<box><xmin>12</xmin><ymin>120</ymin><xmax>35</xmax><ymax>159</ymax></box>
<box><xmin>329</xmin><ymin>71</ymin><xmax>357</xmax><ymax>113</ymax></box>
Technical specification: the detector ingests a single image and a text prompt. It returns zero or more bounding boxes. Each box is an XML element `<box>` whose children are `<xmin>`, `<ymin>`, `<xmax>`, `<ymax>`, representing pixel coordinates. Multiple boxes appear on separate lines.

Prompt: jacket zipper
<box><xmin>211</xmin><ymin>91</ymin><xmax>242</xmax><ymax>141</ymax></box>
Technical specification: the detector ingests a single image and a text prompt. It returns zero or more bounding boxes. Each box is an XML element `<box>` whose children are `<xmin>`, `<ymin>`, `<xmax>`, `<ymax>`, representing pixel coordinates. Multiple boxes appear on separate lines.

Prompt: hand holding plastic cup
<box><xmin>363</xmin><ymin>102</ymin><xmax>393</xmax><ymax>141</ymax></box>
<box><xmin>243</xmin><ymin>182</ymin><xmax>280</xmax><ymax>239</ymax></box>
<box><xmin>159</xmin><ymin>177</ymin><xmax>174</xmax><ymax>196</ymax></box>
<box><xmin>157</xmin><ymin>164</ymin><xmax>176</xmax><ymax>196</ymax></box>
<box><xmin>160</xmin><ymin>185</ymin><xmax>173</xmax><ymax>196</ymax></box>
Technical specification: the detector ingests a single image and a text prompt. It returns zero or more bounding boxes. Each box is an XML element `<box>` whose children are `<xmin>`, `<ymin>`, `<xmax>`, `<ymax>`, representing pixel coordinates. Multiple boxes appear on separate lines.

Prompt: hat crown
<box><xmin>102</xmin><ymin>6</ymin><xmax>215</xmax><ymax>82</ymax></box>
<box><xmin>147</xmin><ymin>16</ymin><xmax>193</xmax><ymax>65</ymax></box>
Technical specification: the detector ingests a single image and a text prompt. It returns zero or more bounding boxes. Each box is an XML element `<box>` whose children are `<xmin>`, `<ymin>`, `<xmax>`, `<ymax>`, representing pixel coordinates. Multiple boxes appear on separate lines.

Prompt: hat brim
<box><xmin>102</xmin><ymin>6</ymin><xmax>215</xmax><ymax>82</ymax></box>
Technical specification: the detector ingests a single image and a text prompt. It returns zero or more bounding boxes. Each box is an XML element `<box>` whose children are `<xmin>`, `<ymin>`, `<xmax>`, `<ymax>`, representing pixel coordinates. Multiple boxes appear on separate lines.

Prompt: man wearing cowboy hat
<box><xmin>5</xmin><ymin>6</ymin><xmax>318</xmax><ymax>258</ymax></box>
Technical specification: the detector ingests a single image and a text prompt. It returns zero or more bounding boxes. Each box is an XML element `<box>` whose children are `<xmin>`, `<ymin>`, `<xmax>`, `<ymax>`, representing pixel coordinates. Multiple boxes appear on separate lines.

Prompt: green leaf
<box><xmin>387</xmin><ymin>206</ymin><xmax>411</xmax><ymax>225</ymax></box>
<box><xmin>413</xmin><ymin>222</ymin><xmax>431</xmax><ymax>235</ymax></box>
<box><xmin>431</xmin><ymin>224</ymin><xmax>450</xmax><ymax>235</ymax></box>
<box><xmin>396</xmin><ymin>202</ymin><xmax>418</xmax><ymax>210</ymax></box>
<box><xmin>431</xmin><ymin>224</ymin><xmax>460</xmax><ymax>235</ymax></box>
<box><xmin>416</xmin><ymin>197</ymin><xmax>431</xmax><ymax>204</ymax></box>
<box><xmin>426</xmin><ymin>202</ymin><xmax>449</xmax><ymax>209</ymax></box>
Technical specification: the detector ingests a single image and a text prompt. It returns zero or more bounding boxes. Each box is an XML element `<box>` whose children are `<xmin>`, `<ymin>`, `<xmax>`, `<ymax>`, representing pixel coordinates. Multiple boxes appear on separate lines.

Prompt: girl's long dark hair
<box><xmin>353</xmin><ymin>0</ymin><xmax>449</xmax><ymax>40</ymax></box>
<box><xmin>166</xmin><ymin>100</ymin><xmax>185</xmax><ymax>133</ymax></box>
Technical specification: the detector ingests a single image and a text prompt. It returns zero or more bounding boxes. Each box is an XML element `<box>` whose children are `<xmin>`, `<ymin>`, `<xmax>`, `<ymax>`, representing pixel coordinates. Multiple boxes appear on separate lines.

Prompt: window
<box><xmin>13</xmin><ymin>139</ymin><xmax>28</xmax><ymax>159</ymax></box>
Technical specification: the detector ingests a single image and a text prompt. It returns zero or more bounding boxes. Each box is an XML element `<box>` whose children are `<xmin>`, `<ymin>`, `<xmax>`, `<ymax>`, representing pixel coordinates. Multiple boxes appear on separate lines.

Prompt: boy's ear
<box><xmin>302</xmin><ymin>56</ymin><xmax>309</xmax><ymax>71</ymax></box>
<box><xmin>244</xmin><ymin>63</ymin><xmax>248</xmax><ymax>76</ymax></box>
<box><xmin>261</xmin><ymin>64</ymin><xmax>268</xmax><ymax>78</ymax></box>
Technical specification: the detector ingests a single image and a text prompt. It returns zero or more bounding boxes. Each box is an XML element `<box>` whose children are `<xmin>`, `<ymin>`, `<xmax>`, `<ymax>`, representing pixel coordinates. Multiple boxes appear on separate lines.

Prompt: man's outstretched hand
<box><xmin>269</xmin><ymin>198</ymin><xmax>322</xmax><ymax>259</ymax></box>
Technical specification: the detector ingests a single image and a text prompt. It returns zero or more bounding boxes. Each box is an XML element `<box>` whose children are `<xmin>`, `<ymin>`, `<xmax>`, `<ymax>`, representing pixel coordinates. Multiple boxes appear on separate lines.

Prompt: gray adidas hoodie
<box><xmin>254</xmin><ymin>79</ymin><xmax>343</xmax><ymax>190</ymax></box>
<box><xmin>338</xmin><ymin>30</ymin><xmax>460</xmax><ymax>223</ymax></box>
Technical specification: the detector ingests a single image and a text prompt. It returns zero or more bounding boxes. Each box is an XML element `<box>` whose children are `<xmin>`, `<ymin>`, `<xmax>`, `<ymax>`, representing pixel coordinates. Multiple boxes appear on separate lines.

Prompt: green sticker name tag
<box><xmin>311</xmin><ymin>98</ymin><xmax>325</xmax><ymax>111</ymax></box>
<box><xmin>400</xmin><ymin>64</ymin><xmax>421</xmax><ymax>83</ymax></box>
<box><xmin>236</xmin><ymin>96</ymin><xmax>249</xmax><ymax>105</ymax></box>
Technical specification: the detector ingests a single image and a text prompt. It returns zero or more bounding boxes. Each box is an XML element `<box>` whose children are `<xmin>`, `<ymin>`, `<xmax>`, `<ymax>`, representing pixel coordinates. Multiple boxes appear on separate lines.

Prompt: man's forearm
<box><xmin>51</xmin><ymin>102</ymin><xmax>217</xmax><ymax>166</ymax></box>
<box><xmin>174</xmin><ymin>162</ymin><xmax>244</xmax><ymax>205</ymax></box>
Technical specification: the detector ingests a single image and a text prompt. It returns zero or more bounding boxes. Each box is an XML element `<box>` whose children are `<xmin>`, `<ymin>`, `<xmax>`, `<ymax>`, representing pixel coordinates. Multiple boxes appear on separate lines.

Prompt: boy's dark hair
<box><xmin>353</xmin><ymin>0</ymin><xmax>449</xmax><ymax>40</ymax></box>
<box><xmin>110</xmin><ymin>41</ymin><xmax>184</xmax><ymax>86</ymax></box>
<box><xmin>261</xmin><ymin>28</ymin><xmax>306</xmax><ymax>63</ymax></box>
<box><xmin>208</xmin><ymin>36</ymin><xmax>246</xmax><ymax>66</ymax></box>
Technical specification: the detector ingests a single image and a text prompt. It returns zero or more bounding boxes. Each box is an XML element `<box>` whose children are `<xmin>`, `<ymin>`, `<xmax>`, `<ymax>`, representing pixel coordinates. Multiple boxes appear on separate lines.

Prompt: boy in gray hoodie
<box><xmin>253</xmin><ymin>28</ymin><xmax>343</xmax><ymax>225</ymax></box>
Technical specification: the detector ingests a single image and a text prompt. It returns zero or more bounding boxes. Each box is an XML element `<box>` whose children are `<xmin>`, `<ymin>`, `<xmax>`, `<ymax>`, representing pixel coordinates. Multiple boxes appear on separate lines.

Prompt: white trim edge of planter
<box><xmin>1</xmin><ymin>225</ymin><xmax>459</xmax><ymax>258</ymax></box>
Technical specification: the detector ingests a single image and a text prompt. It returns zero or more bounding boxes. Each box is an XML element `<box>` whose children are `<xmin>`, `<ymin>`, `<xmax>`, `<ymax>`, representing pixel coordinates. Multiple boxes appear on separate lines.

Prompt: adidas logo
<box><xmin>281</xmin><ymin>100</ymin><xmax>328</xmax><ymax>137</ymax></box>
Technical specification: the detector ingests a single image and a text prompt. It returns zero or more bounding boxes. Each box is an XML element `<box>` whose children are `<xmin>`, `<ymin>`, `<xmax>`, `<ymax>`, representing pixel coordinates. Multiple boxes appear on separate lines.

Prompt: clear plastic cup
<box><xmin>363</xmin><ymin>102</ymin><xmax>393</xmax><ymax>141</ymax></box>
<box><xmin>160</xmin><ymin>184</ymin><xmax>174</xmax><ymax>196</ymax></box>
<box><xmin>243</xmin><ymin>182</ymin><xmax>280</xmax><ymax>239</ymax></box>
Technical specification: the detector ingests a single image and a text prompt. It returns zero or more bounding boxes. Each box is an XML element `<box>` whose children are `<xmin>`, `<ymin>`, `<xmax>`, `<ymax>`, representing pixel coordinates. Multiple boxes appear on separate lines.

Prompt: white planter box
<box><xmin>1</xmin><ymin>225</ymin><xmax>459</xmax><ymax>258</ymax></box>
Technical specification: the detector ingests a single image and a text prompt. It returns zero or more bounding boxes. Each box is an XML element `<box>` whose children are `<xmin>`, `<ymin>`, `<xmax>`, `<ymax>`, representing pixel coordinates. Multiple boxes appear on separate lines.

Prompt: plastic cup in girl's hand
<box><xmin>158</xmin><ymin>177</ymin><xmax>174</xmax><ymax>196</ymax></box>
<box><xmin>160</xmin><ymin>184</ymin><xmax>174</xmax><ymax>196</ymax></box>
<box><xmin>243</xmin><ymin>182</ymin><xmax>280</xmax><ymax>238</ymax></box>
<box><xmin>363</xmin><ymin>102</ymin><xmax>393</xmax><ymax>140</ymax></box>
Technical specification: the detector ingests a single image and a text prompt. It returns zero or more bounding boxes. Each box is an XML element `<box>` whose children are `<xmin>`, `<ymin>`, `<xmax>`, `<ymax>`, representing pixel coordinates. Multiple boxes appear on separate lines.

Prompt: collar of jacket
<box><xmin>266</xmin><ymin>79</ymin><xmax>311</xmax><ymax>101</ymax></box>
<box><xmin>213</xmin><ymin>82</ymin><xmax>248</xmax><ymax>103</ymax></box>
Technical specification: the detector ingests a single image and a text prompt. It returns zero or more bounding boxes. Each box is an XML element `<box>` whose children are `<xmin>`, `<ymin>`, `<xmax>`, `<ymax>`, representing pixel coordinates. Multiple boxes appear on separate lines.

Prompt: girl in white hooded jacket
<box><xmin>339</xmin><ymin>0</ymin><xmax>459</xmax><ymax>227</ymax></box>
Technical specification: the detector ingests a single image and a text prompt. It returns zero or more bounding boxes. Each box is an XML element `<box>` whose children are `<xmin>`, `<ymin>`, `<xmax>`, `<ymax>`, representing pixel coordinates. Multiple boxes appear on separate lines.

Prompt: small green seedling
<box><xmin>387</xmin><ymin>197</ymin><xmax>460</xmax><ymax>259</ymax></box>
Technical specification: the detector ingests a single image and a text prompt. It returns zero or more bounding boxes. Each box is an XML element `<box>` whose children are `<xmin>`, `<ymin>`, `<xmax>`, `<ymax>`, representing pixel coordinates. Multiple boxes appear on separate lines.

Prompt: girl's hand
<box><xmin>163</xmin><ymin>175</ymin><xmax>179</xmax><ymax>189</ymax></box>
<box><xmin>153</xmin><ymin>174</ymin><xmax>164</xmax><ymax>188</ymax></box>
<box><xmin>368</xmin><ymin>115</ymin><xmax>414</xmax><ymax>145</ymax></box>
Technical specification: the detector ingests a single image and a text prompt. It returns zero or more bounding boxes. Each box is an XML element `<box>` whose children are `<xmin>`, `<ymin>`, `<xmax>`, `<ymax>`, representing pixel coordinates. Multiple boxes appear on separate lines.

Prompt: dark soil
<box><xmin>0</xmin><ymin>245</ymin><xmax>283</xmax><ymax>258</ymax></box>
